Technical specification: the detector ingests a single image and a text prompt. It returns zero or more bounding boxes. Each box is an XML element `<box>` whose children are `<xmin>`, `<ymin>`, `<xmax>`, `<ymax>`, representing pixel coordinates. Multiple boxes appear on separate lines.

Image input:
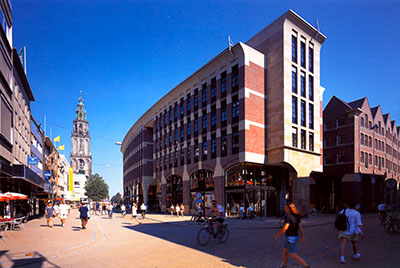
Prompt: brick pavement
<box><xmin>0</xmin><ymin>210</ymin><xmax>399</xmax><ymax>268</ymax></box>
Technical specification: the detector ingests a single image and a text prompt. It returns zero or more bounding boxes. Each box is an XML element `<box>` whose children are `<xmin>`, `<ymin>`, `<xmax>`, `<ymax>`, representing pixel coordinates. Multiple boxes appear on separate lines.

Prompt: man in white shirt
<box><xmin>121</xmin><ymin>204</ymin><xmax>126</xmax><ymax>217</ymax></box>
<box><xmin>208</xmin><ymin>200</ymin><xmax>225</xmax><ymax>237</ymax></box>
<box><xmin>339</xmin><ymin>203</ymin><xmax>364</xmax><ymax>264</ymax></box>
<box><xmin>58</xmin><ymin>200</ymin><xmax>70</xmax><ymax>227</ymax></box>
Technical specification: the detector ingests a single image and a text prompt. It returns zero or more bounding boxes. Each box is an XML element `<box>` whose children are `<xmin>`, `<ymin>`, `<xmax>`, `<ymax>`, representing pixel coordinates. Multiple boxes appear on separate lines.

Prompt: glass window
<box><xmin>309</xmin><ymin>132</ymin><xmax>314</xmax><ymax>151</ymax></box>
<box><xmin>194</xmin><ymin>117</ymin><xmax>199</xmax><ymax>136</ymax></box>
<box><xmin>300</xmin><ymin>72</ymin><xmax>306</xmax><ymax>97</ymax></box>
<box><xmin>174</xmin><ymin>104</ymin><xmax>178</xmax><ymax>120</ymax></box>
<box><xmin>300</xmin><ymin>41</ymin><xmax>306</xmax><ymax>68</ymax></box>
<box><xmin>211</xmin><ymin>134</ymin><xmax>217</xmax><ymax>159</ymax></box>
<box><xmin>309</xmin><ymin>46</ymin><xmax>314</xmax><ymax>73</ymax></box>
<box><xmin>202</xmin><ymin>139</ymin><xmax>208</xmax><ymax>161</ymax></box>
<box><xmin>292</xmin><ymin>96</ymin><xmax>297</xmax><ymax>124</ymax></box>
<box><xmin>232</xmin><ymin>96</ymin><xmax>239</xmax><ymax>121</ymax></box>
<box><xmin>202</xmin><ymin>113</ymin><xmax>207</xmax><ymax>132</ymax></box>
<box><xmin>187</xmin><ymin>147</ymin><xmax>191</xmax><ymax>164</ymax></box>
<box><xmin>309</xmin><ymin>75</ymin><xmax>314</xmax><ymax>101</ymax></box>
<box><xmin>211</xmin><ymin>78</ymin><xmax>216</xmax><ymax>102</ymax></box>
<box><xmin>301</xmin><ymin>130</ymin><xmax>306</xmax><ymax>149</ymax></box>
<box><xmin>211</xmin><ymin>109</ymin><xmax>216</xmax><ymax>130</ymax></box>
<box><xmin>187</xmin><ymin>121</ymin><xmax>191</xmax><ymax>138</ymax></box>
<box><xmin>221</xmin><ymin>71</ymin><xmax>227</xmax><ymax>96</ymax></box>
<box><xmin>292</xmin><ymin>35</ymin><xmax>297</xmax><ymax>63</ymax></box>
<box><xmin>232</xmin><ymin>127</ymin><xmax>239</xmax><ymax>154</ymax></box>
<box><xmin>301</xmin><ymin>101</ymin><xmax>306</xmax><ymax>127</ymax></box>
<box><xmin>232</xmin><ymin>64</ymin><xmax>239</xmax><ymax>90</ymax></box>
<box><xmin>180</xmin><ymin>128</ymin><xmax>184</xmax><ymax>141</ymax></box>
<box><xmin>180</xmin><ymin>99</ymin><xmax>184</xmax><ymax>117</ymax></box>
<box><xmin>221</xmin><ymin>130</ymin><xmax>227</xmax><ymax>157</ymax></box>
<box><xmin>292</xmin><ymin>67</ymin><xmax>297</xmax><ymax>93</ymax></box>
<box><xmin>202</xmin><ymin>83</ymin><xmax>207</xmax><ymax>105</ymax></box>
<box><xmin>292</xmin><ymin>127</ymin><xmax>298</xmax><ymax>148</ymax></box>
<box><xmin>187</xmin><ymin>93</ymin><xmax>191</xmax><ymax>113</ymax></box>
<box><xmin>309</xmin><ymin>104</ymin><xmax>314</xmax><ymax>129</ymax></box>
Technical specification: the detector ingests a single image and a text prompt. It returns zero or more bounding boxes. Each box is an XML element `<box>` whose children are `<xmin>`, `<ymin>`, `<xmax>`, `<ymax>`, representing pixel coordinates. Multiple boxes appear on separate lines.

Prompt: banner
<box><xmin>57</xmin><ymin>145</ymin><xmax>64</xmax><ymax>150</ymax></box>
<box><xmin>53</xmin><ymin>136</ymin><xmax>60</xmax><ymax>142</ymax></box>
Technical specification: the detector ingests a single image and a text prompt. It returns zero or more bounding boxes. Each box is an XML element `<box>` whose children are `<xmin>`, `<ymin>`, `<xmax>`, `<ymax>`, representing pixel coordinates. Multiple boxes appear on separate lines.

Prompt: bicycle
<box><xmin>383</xmin><ymin>214</ymin><xmax>400</xmax><ymax>233</ymax></box>
<box><xmin>197</xmin><ymin>218</ymin><xmax>230</xmax><ymax>246</ymax></box>
<box><xmin>190</xmin><ymin>214</ymin><xmax>206</xmax><ymax>224</ymax></box>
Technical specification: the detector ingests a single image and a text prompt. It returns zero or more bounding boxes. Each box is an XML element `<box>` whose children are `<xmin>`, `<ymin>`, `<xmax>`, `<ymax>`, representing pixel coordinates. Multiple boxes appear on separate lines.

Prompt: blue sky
<box><xmin>13</xmin><ymin>0</ymin><xmax>400</xmax><ymax>197</ymax></box>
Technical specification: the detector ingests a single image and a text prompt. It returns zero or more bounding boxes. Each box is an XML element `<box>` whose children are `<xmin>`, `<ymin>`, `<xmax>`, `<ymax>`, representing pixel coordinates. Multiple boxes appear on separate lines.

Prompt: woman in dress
<box><xmin>274</xmin><ymin>202</ymin><xmax>310</xmax><ymax>268</ymax></box>
<box><xmin>130</xmin><ymin>203</ymin><xmax>142</xmax><ymax>224</ymax></box>
<box><xmin>44</xmin><ymin>200</ymin><xmax>54</xmax><ymax>228</ymax></box>
<box><xmin>175</xmin><ymin>204</ymin><xmax>180</xmax><ymax>217</ymax></box>
<box><xmin>170</xmin><ymin>204</ymin><xmax>175</xmax><ymax>216</ymax></box>
<box><xmin>180</xmin><ymin>204</ymin><xmax>185</xmax><ymax>216</ymax></box>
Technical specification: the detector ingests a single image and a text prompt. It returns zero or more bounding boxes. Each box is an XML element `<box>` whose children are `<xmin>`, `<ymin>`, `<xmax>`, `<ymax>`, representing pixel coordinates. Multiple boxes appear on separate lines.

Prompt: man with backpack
<box><xmin>336</xmin><ymin>203</ymin><xmax>364</xmax><ymax>264</ymax></box>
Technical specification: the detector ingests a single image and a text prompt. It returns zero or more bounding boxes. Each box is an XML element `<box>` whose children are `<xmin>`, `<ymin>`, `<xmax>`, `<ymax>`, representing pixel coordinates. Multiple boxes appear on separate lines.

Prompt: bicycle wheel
<box><xmin>384</xmin><ymin>221</ymin><xmax>394</xmax><ymax>233</ymax></box>
<box><xmin>197</xmin><ymin>228</ymin><xmax>211</xmax><ymax>246</ymax></box>
<box><xmin>218</xmin><ymin>227</ymin><xmax>230</xmax><ymax>243</ymax></box>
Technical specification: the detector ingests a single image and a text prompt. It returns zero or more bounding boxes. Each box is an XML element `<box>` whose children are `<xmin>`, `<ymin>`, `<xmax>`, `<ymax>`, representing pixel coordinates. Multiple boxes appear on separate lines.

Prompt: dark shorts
<box><xmin>215</xmin><ymin>218</ymin><xmax>224</xmax><ymax>224</ymax></box>
<box><xmin>284</xmin><ymin>236</ymin><xmax>300</xmax><ymax>253</ymax></box>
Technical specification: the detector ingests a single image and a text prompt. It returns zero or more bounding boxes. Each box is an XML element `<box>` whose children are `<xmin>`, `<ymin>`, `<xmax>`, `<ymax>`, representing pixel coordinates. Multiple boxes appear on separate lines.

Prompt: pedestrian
<box><xmin>338</xmin><ymin>202</ymin><xmax>364</xmax><ymax>264</ymax></box>
<box><xmin>108</xmin><ymin>203</ymin><xmax>113</xmax><ymax>219</ymax></box>
<box><xmin>378</xmin><ymin>201</ymin><xmax>386</xmax><ymax>222</ymax></box>
<box><xmin>226</xmin><ymin>202</ymin><xmax>231</xmax><ymax>217</ymax></box>
<box><xmin>170</xmin><ymin>204</ymin><xmax>175</xmax><ymax>216</ymax></box>
<box><xmin>79</xmin><ymin>202</ymin><xmax>89</xmax><ymax>229</ymax></box>
<box><xmin>130</xmin><ymin>203</ymin><xmax>142</xmax><ymax>224</ymax></box>
<box><xmin>121</xmin><ymin>204</ymin><xmax>126</xmax><ymax>217</ymax></box>
<box><xmin>239</xmin><ymin>204</ymin><xmax>245</xmax><ymax>219</ymax></box>
<box><xmin>140</xmin><ymin>202</ymin><xmax>147</xmax><ymax>219</ymax></box>
<box><xmin>53</xmin><ymin>202</ymin><xmax>59</xmax><ymax>220</ymax></box>
<box><xmin>45</xmin><ymin>200</ymin><xmax>54</xmax><ymax>228</ymax></box>
<box><xmin>180</xmin><ymin>204</ymin><xmax>185</xmax><ymax>216</ymax></box>
<box><xmin>96</xmin><ymin>202</ymin><xmax>100</xmax><ymax>215</ymax></box>
<box><xmin>175</xmin><ymin>203</ymin><xmax>180</xmax><ymax>217</ymax></box>
<box><xmin>247</xmin><ymin>204</ymin><xmax>254</xmax><ymax>219</ymax></box>
<box><xmin>59</xmin><ymin>200</ymin><xmax>70</xmax><ymax>227</ymax></box>
<box><xmin>102</xmin><ymin>203</ymin><xmax>106</xmax><ymax>215</ymax></box>
<box><xmin>274</xmin><ymin>202</ymin><xmax>310</xmax><ymax>268</ymax></box>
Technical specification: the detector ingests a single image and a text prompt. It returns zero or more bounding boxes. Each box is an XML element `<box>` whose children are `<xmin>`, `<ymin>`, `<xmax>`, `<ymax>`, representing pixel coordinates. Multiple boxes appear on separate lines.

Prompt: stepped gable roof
<box><xmin>370</xmin><ymin>106</ymin><xmax>380</xmax><ymax>117</ymax></box>
<box><xmin>348</xmin><ymin>97</ymin><xmax>366</xmax><ymax>109</ymax></box>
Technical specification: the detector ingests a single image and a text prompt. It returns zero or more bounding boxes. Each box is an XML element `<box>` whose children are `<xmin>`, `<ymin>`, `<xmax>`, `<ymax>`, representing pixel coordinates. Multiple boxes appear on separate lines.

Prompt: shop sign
<box><xmin>44</xmin><ymin>172</ymin><xmax>51</xmax><ymax>179</ymax></box>
<box><xmin>28</xmin><ymin>156</ymin><xmax>38</xmax><ymax>165</ymax></box>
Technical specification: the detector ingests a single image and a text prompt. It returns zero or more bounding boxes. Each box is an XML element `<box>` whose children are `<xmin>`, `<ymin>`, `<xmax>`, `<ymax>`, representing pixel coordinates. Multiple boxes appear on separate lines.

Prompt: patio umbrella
<box><xmin>0</xmin><ymin>193</ymin><xmax>9</xmax><ymax>202</ymax></box>
<box><xmin>4</xmin><ymin>192</ymin><xmax>28</xmax><ymax>200</ymax></box>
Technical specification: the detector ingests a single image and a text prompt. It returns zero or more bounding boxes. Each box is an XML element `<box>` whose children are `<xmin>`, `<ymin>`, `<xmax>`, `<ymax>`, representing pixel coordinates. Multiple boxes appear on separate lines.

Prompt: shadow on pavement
<box><xmin>122</xmin><ymin>220</ymin><xmax>281</xmax><ymax>268</ymax></box>
<box><xmin>0</xmin><ymin>251</ymin><xmax>61</xmax><ymax>268</ymax></box>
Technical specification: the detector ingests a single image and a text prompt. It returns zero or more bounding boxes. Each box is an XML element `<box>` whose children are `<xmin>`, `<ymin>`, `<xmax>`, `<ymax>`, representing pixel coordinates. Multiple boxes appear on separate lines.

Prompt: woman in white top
<box><xmin>175</xmin><ymin>204</ymin><xmax>180</xmax><ymax>217</ymax></box>
<box><xmin>130</xmin><ymin>203</ymin><xmax>142</xmax><ymax>224</ymax></box>
<box><xmin>170</xmin><ymin>205</ymin><xmax>175</xmax><ymax>216</ymax></box>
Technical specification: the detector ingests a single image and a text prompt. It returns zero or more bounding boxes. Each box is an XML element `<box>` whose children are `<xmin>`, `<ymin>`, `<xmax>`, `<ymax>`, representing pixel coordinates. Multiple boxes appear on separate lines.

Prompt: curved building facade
<box><xmin>122</xmin><ymin>10</ymin><xmax>326</xmax><ymax>215</ymax></box>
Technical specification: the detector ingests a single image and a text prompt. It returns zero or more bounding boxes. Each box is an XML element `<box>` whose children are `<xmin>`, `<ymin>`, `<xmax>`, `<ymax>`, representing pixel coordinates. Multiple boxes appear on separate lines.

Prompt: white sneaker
<box><xmin>354</xmin><ymin>253</ymin><xmax>361</xmax><ymax>259</ymax></box>
<box><xmin>340</xmin><ymin>256</ymin><xmax>346</xmax><ymax>264</ymax></box>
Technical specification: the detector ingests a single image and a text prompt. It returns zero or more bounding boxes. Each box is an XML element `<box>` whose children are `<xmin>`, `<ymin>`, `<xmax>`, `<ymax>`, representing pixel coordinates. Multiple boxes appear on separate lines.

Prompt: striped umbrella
<box><xmin>4</xmin><ymin>192</ymin><xmax>28</xmax><ymax>200</ymax></box>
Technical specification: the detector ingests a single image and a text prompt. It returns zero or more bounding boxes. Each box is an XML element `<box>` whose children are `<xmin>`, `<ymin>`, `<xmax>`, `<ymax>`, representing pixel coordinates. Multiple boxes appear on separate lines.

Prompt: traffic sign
<box><xmin>44</xmin><ymin>172</ymin><xmax>51</xmax><ymax>178</ymax></box>
<box><xmin>195</xmin><ymin>192</ymin><xmax>202</xmax><ymax>199</ymax></box>
<box><xmin>195</xmin><ymin>199</ymin><xmax>203</xmax><ymax>204</ymax></box>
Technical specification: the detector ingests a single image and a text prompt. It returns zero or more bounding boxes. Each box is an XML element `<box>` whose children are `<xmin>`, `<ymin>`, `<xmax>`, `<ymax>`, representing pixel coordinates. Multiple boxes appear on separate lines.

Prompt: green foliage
<box><xmin>111</xmin><ymin>192</ymin><xmax>122</xmax><ymax>204</ymax></box>
<box><xmin>84</xmin><ymin>173</ymin><xmax>109</xmax><ymax>201</ymax></box>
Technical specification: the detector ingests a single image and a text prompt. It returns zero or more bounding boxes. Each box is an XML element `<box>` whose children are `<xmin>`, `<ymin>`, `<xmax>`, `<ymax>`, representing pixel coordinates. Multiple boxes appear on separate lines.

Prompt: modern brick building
<box><xmin>320</xmin><ymin>96</ymin><xmax>400</xmax><ymax>212</ymax></box>
<box><xmin>122</xmin><ymin>10</ymin><xmax>326</xmax><ymax>215</ymax></box>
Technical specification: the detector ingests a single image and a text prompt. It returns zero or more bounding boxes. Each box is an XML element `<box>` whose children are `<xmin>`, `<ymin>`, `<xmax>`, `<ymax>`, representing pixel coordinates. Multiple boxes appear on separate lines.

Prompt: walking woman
<box><xmin>274</xmin><ymin>202</ymin><xmax>310</xmax><ymax>268</ymax></box>
<box><xmin>45</xmin><ymin>200</ymin><xmax>54</xmax><ymax>228</ymax></box>
<box><xmin>170</xmin><ymin>204</ymin><xmax>175</xmax><ymax>216</ymax></box>
<box><xmin>130</xmin><ymin>203</ymin><xmax>142</xmax><ymax>224</ymax></box>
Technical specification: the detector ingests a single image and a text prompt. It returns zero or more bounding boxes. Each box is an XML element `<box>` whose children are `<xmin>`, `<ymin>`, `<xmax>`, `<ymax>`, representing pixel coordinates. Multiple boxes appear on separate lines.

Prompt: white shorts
<box><xmin>60</xmin><ymin>213</ymin><xmax>67</xmax><ymax>219</ymax></box>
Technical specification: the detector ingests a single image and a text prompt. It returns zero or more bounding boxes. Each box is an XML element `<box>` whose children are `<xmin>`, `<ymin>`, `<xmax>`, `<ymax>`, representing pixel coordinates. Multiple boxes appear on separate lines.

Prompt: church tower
<box><xmin>70</xmin><ymin>92</ymin><xmax>92</xmax><ymax>179</ymax></box>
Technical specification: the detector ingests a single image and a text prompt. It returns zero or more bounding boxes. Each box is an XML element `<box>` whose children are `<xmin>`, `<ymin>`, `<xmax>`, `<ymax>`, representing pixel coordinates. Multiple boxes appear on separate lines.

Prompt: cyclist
<box><xmin>208</xmin><ymin>200</ymin><xmax>224</xmax><ymax>238</ymax></box>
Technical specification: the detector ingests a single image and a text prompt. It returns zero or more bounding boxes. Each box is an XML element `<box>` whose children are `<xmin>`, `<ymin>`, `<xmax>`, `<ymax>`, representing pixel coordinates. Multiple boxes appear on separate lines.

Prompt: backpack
<box><xmin>335</xmin><ymin>209</ymin><xmax>349</xmax><ymax>231</ymax></box>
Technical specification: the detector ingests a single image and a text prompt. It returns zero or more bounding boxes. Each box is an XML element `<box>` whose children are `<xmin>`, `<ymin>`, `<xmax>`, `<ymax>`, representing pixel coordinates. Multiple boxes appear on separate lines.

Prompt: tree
<box><xmin>111</xmin><ymin>192</ymin><xmax>122</xmax><ymax>204</ymax></box>
<box><xmin>84</xmin><ymin>173</ymin><xmax>109</xmax><ymax>201</ymax></box>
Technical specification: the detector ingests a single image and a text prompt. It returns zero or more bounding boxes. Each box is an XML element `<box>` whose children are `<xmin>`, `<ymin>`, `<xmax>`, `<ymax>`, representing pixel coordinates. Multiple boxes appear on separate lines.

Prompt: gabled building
<box><xmin>321</xmin><ymin>96</ymin><xmax>400</xmax><ymax>212</ymax></box>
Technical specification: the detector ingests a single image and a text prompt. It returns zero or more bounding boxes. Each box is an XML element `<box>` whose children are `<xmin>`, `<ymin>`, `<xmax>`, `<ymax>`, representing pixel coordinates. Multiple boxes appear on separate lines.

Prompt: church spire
<box><xmin>76</xmin><ymin>91</ymin><xmax>87</xmax><ymax>121</ymax></box>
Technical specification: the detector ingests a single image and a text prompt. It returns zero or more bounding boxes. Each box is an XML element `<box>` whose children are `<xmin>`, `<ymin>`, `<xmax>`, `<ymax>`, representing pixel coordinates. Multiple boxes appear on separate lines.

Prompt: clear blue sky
<box><xmin>13</xmin><ymin>0</ymin><xmax>400</xmax><ymax>197</ymax></box>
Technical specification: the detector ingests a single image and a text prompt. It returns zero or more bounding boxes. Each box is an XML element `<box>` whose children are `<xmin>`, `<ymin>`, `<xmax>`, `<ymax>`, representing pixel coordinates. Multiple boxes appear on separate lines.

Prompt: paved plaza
<box><xmin>1</xmin><ymin>210</ymin><xmax>399</xmax><ymax>268</ymax></box>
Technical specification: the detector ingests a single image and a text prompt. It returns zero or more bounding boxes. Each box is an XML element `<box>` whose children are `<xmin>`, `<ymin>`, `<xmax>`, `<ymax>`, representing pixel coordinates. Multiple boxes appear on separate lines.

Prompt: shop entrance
<box><xmin>225</xmin><ymin>162</ymin><xmax>285</xmax><ymax>217</ymax></box>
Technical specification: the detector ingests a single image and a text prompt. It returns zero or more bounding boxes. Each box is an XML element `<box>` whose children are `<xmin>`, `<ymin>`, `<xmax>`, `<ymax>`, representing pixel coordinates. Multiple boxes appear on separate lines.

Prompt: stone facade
<box><xmin>122</xmin><ymin>10</ymin><xmax>326</xmax><ymax>215</ymax></box>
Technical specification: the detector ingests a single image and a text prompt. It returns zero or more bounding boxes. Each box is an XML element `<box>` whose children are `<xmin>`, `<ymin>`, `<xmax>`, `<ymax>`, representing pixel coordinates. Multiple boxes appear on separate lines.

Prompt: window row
<box><xmin>154</xmin><ymin>128</ymin><xmax>240</xmax><ymax>171</ymax></box>
<box><xmin>292</xmin><ymin>96</ymin><xmax>314</xmax><ymax>129</ymax></box>
<box><xmin>292</xmin><ymin>67</ymin><xmax>314</xmax><ymax>101</ymax></box>
<box><xmin>292</xmin><ymin>127</ymin><xmax>314</xmax><ymax>151</ymax></box>
<box><xmin>154</xmin><ymin>65</ymin><xmax>239</xmax><ymax>132</ymax></box>
<box><xmin>291</xmin><ymin>33</ymin><xmax>314</xmax><ymax>73</ymax></box>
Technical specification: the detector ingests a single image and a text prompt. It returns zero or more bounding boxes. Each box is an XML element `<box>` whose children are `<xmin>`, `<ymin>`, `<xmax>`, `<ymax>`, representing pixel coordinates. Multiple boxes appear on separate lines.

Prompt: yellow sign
<box><xmin>53</xmin><ymin>136</ymin><xmax>60</xmax><ymax>142</ymax></box>
<box><xmin>69</xmin><ymin>167</ymin><xmax>73</xmax><ymax>194</ymax></box>
<box><xmin>57</xmin><ymin>145</ymin><xmax>65</xmax><ymax>150</ymax></box>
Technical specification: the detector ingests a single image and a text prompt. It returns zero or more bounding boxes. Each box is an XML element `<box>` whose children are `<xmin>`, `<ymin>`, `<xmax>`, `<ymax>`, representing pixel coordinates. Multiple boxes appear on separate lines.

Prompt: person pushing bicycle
<box><xmin>208</xmin><ymin>200</ymin><xmax>224</xmax><ymax>238</ymax></box>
